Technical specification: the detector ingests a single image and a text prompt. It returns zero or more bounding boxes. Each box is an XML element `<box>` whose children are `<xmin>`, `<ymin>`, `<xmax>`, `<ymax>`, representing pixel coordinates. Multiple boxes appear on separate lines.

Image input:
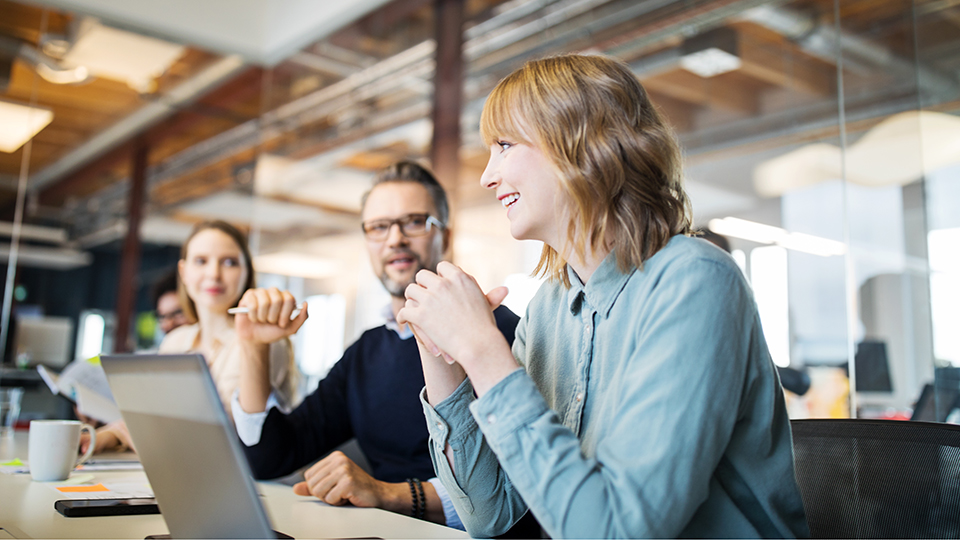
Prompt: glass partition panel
<box><xmin>913</xmin><ymin>0</ymin><xmax>960</xmax><ymax>422</ymax></box>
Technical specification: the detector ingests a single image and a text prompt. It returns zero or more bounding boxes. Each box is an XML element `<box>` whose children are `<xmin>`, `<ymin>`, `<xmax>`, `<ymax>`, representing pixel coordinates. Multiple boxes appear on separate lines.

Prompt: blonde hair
<box><xmin>480</xmin><ymin>54</ymin><xmax>691</xmax><ymax>285</ymax></box>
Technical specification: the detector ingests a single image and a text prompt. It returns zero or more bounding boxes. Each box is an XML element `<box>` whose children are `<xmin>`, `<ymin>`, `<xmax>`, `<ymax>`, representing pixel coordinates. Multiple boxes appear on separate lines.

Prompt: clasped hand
<box><xmin>234</xmin><ymin>287</ymin><xmax>308</xmax><ymax>344</ymax></box>
<box><xmin>397</xmin><ymin>261</ymin><xmax>508</xmax><ymax>369</ymax></box>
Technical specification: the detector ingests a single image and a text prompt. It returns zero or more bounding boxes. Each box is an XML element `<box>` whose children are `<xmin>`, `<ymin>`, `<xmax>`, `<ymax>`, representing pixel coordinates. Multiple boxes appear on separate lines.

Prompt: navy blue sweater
<box><xmin>244</xmin><ymin>305</ymin><xmax>520</xmax><ymax>483</ymax></box>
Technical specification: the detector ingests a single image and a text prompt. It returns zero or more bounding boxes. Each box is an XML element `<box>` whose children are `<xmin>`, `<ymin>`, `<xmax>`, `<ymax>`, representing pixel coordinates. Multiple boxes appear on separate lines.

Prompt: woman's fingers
<box><xmin>435</xmin><ymin>260</ymin><xmax>460</xmax><ymax>278</ymax></box>
<box><xmin>265</xmin><ymin>287</ymin><xmax>284</xmax><ymax>325</ymax></box>
<box><xmin>408</xmin><ymin>322</ymin><xmax>441</xmax><ymax>357</ymax></box>
<box><xmin>286</xmin><ymin>301</ymin><xmax>309</xmax><ymax>333</ymax></box>
<box><xmin>277</xmin><ymin>291</ymin><xmax>297</xmax><ymax>328</ymax></box>
<box><xmin>238</xmin><ymin>289</ymin><xmax>259</xmax><ymax>323</ymax></box>
<box><xmin>486</xmin><ymin>286</ymin><xmax>509</xmax><ymax>308</ymax></box>
<box><xmin>414</xmin><ymin>268</ymin><xmax>442</xmax><ymax>288</ymax></box>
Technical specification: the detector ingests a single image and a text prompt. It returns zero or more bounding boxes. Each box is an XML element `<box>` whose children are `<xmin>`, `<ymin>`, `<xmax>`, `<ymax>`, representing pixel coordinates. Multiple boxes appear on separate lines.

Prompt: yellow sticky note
<box><xmin>57</xmin><ymin>483</ymin><xmax>109</xmax><ymax>493</ymax></box>
<box><xmin>1</xmin><ymin>458</ymin><xmax>24</xmax><ymax>466</ymax></box>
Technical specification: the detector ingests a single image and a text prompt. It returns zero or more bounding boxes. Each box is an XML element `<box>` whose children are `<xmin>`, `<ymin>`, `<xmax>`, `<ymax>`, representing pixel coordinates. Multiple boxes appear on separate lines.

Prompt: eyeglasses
<box><xmin>156</xmin><ymin>308</ymin><xmax>184</xmax><ymax>322</ymax></box>
<box><xmin>361</xmin><ymin>213</ymin><xmax>444</xmax><ymax>241</ymax></box>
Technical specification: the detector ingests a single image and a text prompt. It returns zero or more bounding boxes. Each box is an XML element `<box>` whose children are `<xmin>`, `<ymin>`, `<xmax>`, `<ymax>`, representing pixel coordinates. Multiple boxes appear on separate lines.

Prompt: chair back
<box><xmin>791</xmin><ymin>419</ymin><xmax>960</xmax><ymax>538</ymax></box>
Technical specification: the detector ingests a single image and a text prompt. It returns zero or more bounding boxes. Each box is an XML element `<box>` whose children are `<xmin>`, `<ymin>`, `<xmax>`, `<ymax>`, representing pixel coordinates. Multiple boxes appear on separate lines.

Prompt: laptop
<box><xmin>100</xmin><ymin>354</ymin><xmax>291</xmax><ymax>539</ymax></box>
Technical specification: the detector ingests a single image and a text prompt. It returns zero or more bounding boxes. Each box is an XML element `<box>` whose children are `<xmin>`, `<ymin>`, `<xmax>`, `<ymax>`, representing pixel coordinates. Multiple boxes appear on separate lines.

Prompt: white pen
<box><xmin>227</xmin><ymin>303</ymin><xmax>305</xmax><ymax>319</ymax></box>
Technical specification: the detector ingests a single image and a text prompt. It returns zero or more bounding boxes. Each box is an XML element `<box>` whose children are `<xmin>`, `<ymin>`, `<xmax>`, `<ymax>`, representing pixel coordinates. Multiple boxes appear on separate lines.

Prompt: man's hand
<box><xmin>80</xmin><ymin>420</ymin><xmax>135</xmax><ymax>454</ymax></box>
<box><xmin>292</xmin><ymin>451</ymin><xmax>407</xmax><ymax>511</ymax></box>
<box><xmin>234</xmin><ymin>288</ymin><xmax>308</xmax><ymax>344</ymax></box>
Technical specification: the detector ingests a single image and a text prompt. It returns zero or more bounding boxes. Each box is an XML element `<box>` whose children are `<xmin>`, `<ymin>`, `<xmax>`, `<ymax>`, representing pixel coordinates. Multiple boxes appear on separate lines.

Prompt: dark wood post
<box><xmin>430</xmin><ymin>0</ymin><xmax>465</xmax><ymax>219</ymax></box>
<box><xmin>113</xmin><ymin>139</ymin><xmax>148</xmax><ymax>353</ymax></box>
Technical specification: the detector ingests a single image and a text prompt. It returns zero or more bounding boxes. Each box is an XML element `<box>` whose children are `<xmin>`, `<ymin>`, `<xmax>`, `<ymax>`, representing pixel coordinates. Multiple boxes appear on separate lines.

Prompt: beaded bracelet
<box><xmin>413</xmin><ymin>478</ymin><xmax>425</xmax><ymax>519</ymax></box>
<box><xmin>406</xmin><ymin>478</ymin><xmax>420</xmax><ymax>519</ymax></box>
<box><xmin>406</xmin><ymin>478</ymin><xmax>426</xmax><ymax>519</ymax></box>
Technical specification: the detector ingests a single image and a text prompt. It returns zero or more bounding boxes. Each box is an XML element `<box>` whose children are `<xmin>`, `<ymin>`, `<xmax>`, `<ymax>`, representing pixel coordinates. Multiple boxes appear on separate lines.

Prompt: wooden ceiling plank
<box><xmin>646</xmin><ymin>90</ymin><xmax>696</xmax><ymax>132</ymax></box>
<box><xmin>642</xmin><ymin>70</ymin><xmax>758</xmax><ymax>114</ymax></box>
<box><xmin>0</xmin><ymin>0</ymin><xmax>72</xmax><ymax>45</ymax></box>
<box><xmin>737</xmin><ymin>36</ymin><xmax>836</xmax><ymax>96</ymax></box>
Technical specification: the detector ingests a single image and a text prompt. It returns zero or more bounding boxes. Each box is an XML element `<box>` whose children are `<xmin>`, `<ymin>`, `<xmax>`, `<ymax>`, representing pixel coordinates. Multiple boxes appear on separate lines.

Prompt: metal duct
<box><xmin>0</xmin><ymin>35</ymin><xmax>89</xmax><ymax>86</ymax></box>
<box><xmin>27</xmin><ymin>54</ymin><xmax>247</xmax><ymax>191</ymax></box>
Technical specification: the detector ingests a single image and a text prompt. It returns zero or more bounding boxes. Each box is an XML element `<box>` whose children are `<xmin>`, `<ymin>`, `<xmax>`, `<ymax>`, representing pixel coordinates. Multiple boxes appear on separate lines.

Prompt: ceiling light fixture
<box><xmin>680</xmin><ymin>27</ymin><xmax>742</xmax><ymax>78</ymax></box>
<box><xmin>0</xmin><ymin>99</ymin><xmax>54</xmax><ymax>153</ymax></box>
<box><xmin>36</xmin><ymin>63</ymin><xmax>89</xmax><ymax>85</ymax></box>
<box><xmin>708</xmin><ymin>217</ymin><xmax>847</xmax><ymax>257</ymax></box>
<box><xmin>63</xmin><ymin>20</ymin><xmax>185</xmax><ymax>93</ymax></box>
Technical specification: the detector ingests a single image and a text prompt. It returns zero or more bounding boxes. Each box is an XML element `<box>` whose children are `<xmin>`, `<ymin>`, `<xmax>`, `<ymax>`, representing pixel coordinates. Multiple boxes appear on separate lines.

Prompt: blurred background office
<box><xmin>0</xmin><ymin>0</ymin><xmax>957</xmax><ymax>424</ymax></box>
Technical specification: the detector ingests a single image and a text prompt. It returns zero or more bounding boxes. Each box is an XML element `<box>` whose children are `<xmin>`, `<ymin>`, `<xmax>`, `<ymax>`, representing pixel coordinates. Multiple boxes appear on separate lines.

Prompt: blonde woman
<box><xmin>399</xmin><ymin>55</ymin><xmax>808</xmax><ymax>538</ymax></box>
<box><xmin>85</xmin><ymin>220</ymin><xmax>300</xmax><ymax>453</ymax></box>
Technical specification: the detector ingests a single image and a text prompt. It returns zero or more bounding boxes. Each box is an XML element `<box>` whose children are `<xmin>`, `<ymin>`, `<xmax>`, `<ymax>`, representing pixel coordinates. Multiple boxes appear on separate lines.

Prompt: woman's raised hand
<box><xmin>234</xmin><ymin>287</ymin><xmax>308</xmax><ymax>344</ymax></box>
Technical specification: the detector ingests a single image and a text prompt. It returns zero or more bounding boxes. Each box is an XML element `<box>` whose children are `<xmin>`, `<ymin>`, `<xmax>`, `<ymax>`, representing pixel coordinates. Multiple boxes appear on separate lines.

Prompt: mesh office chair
<box><xmin>791</xmin><ymin>419</ymin><xmax>960</xmax><ymax>538</ymax></box>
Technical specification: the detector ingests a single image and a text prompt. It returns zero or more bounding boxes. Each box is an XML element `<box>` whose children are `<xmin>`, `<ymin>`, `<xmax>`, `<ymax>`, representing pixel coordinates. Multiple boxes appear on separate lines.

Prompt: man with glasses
<box><xmin>153</xmin><ymin>270</ymin><xmax>187</xmax><ymax>336</ymax></box>
<box><xmin>231</xmin><ymin>161</ymin><xmax>520</xmax><ymax>529</ymax></box>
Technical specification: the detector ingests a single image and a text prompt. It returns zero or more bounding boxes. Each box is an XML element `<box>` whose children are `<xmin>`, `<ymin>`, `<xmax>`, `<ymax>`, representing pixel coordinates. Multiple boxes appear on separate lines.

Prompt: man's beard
<box><xmin>379</xmin><ymin>248</ymin><xmax>436</xmax><ymax>298</ymax></box>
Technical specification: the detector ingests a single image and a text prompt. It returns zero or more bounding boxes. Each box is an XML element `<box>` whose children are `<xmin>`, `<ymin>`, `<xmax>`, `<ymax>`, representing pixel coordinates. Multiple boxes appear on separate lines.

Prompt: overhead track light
<box><xmin>680</xmin><ymin>27</ymin><xmax>742</xmax><ymax>78</ymax></box>
<box><xmin>0</xmin><ymin>99</ymin><xmax>54</xmax><ymax>153</ymax></box>
<box><xmin>708</xmin><ymin>217</ymin><xmax>847</xmax><ymax>257</ymax></box>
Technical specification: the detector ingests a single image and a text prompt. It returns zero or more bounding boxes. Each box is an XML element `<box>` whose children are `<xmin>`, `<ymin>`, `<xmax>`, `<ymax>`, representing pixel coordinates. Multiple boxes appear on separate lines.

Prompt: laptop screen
<box><xmin>101</xmin><ymin>354</ymin><xmax>280</xmax><ymax>539</ymax></box>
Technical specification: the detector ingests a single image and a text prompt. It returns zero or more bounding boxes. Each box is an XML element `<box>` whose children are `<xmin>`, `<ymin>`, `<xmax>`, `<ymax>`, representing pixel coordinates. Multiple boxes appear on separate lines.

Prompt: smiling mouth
<box><xmin>389</xmin><ymin>256</ymin><xmax>414</xmax><ymax>266</ymax></box>
<box><xmin>501</xmin><ymin>193</ymin><xmax>520</xmax><ymax>209</ymax></box>
<box><xmin>386</xmin><ymin>252</ymin><xmax>418</xmax><ymax>269</ymax></box>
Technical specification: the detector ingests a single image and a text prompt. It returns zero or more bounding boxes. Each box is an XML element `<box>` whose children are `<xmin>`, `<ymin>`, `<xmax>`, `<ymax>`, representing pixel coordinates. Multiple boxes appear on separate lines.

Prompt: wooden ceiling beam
<box><xmin>0</xmin><ymin>0</ymin><xmax>73</xmax><ymax>45</ymax></box>
<box><xmin>37</xmin><ymin>67</ymin><xmax>263</xmax><ymax>206</ymax></box>
<box><xmin>733</xmin><ymin>24</ymin><xmax>836</xmax><ymax>97</ymax></box>
<box><xmin>645</xmin><ymin>90</ymin><xmax>697</xmax><ymax>132</ymax></box>
<box><xmin>641</xmin><ymin>70</ymin><xmax>759</xmax><ymax>114</ymax></box>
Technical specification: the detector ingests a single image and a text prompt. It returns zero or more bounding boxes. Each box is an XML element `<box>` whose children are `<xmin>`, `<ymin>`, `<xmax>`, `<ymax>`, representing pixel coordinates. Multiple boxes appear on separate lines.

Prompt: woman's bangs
<box><xmin>480</xmin><ymin>82</ymin><xmax>530</xmax><ymax>147</ymax></box>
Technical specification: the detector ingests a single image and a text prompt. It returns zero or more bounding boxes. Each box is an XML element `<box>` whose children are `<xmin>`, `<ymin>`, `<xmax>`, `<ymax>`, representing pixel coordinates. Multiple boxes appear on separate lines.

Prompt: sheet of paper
<box><xmin>76</xmin><ymin>459</ymin><xmax>143</xmax><ymax>471</ymax></box>
<box><xmin>1</xmin><ymin>458</ymin><xmax>142</xmax><ymax>474</ymax></box>
<box><xmin>59</xmin><ymin>358</ymin><xmax>113</xmax><ymax>400</ymax></box>
<box><xmin>49</xmin><ymin>479</ymin><xmax>153</xmax><ymax>499</ymax></box>
<box><xmin>40</xmin><ymin>358</ymin><xmax>120</xmax><ymax>423</ymax></box>
<box><xmin>0</xmin><ymin>459</ymin><xmax>27</xmax><ymax>475</ymax></box>
<box><xmin>37</xmin><ymin>365</ymin><xmax>62</xmax><ymax>395</ymax></box>
<box><xmin>75</xmin><ymin>384</ymin><xmax>122</xmax><ymax>424</ymax></box>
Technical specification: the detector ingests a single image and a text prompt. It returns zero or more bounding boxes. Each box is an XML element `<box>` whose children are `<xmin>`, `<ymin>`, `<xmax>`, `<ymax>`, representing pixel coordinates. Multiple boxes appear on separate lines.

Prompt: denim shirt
<box><xmin>421</xmin><ymin>235</ymin><xmax>809</xmax><ymax>538</ymax></box>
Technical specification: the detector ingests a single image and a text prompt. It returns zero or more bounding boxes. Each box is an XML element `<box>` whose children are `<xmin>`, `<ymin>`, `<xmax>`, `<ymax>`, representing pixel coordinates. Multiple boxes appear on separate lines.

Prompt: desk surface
<box><xmin>0</xmin><ymin>431</ymin><xmax>467</xmax><ymax>539</ymax></box>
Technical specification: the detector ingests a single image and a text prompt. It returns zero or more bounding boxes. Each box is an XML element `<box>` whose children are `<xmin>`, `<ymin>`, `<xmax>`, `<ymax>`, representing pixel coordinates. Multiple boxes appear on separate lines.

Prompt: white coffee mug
<box><xmin>28</xmin><ymin>420</ymin><xmax>96</xmax><ymax>482</ymax></box>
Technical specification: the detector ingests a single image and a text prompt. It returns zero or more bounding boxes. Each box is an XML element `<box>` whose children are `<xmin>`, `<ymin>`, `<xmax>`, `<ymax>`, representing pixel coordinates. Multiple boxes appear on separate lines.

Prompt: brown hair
<box><xmin>480</xmin><ymin>54</ymin><xmax>691</xmax><ymax>285</ymax></box>
<box><xmin>177</xmin><ymin>220</ymin><xmax>255</xmax><ymax>323</ymax></box>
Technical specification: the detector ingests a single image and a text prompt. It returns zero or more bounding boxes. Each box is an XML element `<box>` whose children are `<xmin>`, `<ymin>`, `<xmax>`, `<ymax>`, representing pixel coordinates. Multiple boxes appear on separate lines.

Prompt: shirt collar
<box><xmin>565</xmin><ymin>251</ymin><xmax>635</xmax><ymax>318</ymax></box>
<box><xmin>382</xmin><ymin>303</ymin><xmax>415</xmax><ymax>340</ymax></box>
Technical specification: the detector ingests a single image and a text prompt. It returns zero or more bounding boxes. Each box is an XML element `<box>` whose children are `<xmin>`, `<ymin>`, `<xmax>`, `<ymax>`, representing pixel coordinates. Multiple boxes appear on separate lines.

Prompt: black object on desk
<box><xmin>55</xmin><ymin>498</ymin><xmax>160</xmax><ymax>517</ymax></box>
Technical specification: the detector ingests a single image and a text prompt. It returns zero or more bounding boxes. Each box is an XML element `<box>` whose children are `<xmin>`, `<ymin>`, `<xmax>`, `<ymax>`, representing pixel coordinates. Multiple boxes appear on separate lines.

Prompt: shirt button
<box><xmin>435</xmin><ymin>421</ymin><xmax>444</xmax><ymax>430</ymax></box>
<box><xmin>575</xmin><ymin>393</ymin><xmax>583</xmax><ymax>402</ymax></box>
<box><xmin>487</xmin><ymin>414</ymin><xmax>497</xmax><ymax>424</ymax></box>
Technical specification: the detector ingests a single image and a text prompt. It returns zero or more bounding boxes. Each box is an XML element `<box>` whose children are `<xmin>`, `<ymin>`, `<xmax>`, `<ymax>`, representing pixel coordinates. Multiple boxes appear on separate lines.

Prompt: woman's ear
<box><xmin>177</xmin><ymin>259</ymin><xmax>185</xmax><ymax>281</ymax></box>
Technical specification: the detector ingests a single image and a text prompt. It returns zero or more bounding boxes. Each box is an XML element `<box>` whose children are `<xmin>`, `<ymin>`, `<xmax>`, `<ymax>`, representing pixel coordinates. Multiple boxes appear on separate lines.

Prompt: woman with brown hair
<box><xmin>85</xmin><ymin>220</ymin><xmax>300</xmax><ymax>453</ymax></box>
<box><xmin>399</xmin><ymin>55</ymin><xmax>808</xmax><ymax>538</ymax></box>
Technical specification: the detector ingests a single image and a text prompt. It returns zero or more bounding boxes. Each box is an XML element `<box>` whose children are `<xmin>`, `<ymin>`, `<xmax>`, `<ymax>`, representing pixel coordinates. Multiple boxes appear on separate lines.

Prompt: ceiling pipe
<box><xmin>738</xmin><ymin>4</ymin><xmax>959</xmax><ymax>97</ymax></box>
<box><xmin>0</xmin><ymin>243</ymin><xmax>92</xmax><ymax>269</ymax></box>
<box><xmin>27</xmin><ymin>54</ymin><xmax>247</xmax><ymax>192</ymax></box>
<box><xmin>0</xmin><ymin>35</ymin><xmax>89</xmax><ymax>86</ymax></box>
